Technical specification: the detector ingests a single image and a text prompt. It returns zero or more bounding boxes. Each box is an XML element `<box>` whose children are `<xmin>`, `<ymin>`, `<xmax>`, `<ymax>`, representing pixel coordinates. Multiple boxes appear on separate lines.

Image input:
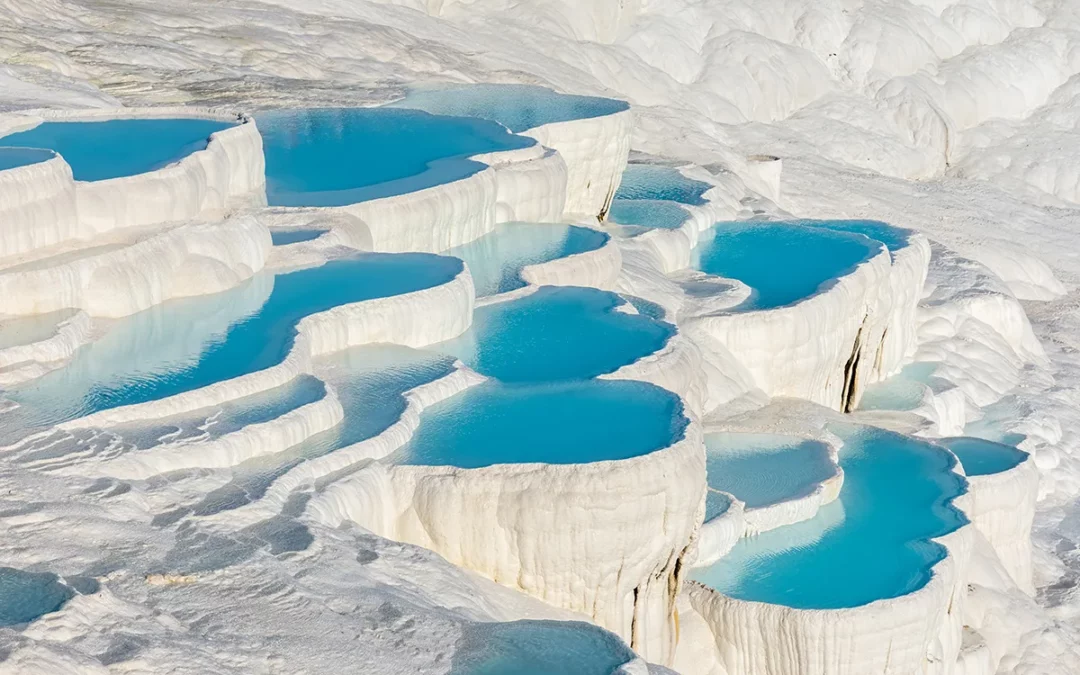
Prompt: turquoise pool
<box><xmin>857</xmin><ymin>362</ymin><xmax>940</xmax><ymax>413</ymax></box>
<box><xmin>269</xmin><ymin>228</ymin><xmax>327</xmax><ymax>246</ymax></box>
<box><xmin>393</xmin><ymin>379</ymin><xmax>687</xmax><ymax>468</ymax></box>
<box><xmin>258</xmin><ymin>108</ymin><xmax>533</xmax><ymax>207</ymax></box>
<box><xmin>438</xmin><ymin>286</ymin><xmax>673</xmax><ymax>382</ymax></box>
<box><xmin>445</xmin><ymin>223</ymin><xmax>608</xmax><ymax>297</ymax></box>
<box><xmin>692</xmin><ymin>221</ymin><xmax>881</xmax><ymax>310</ymax></box>
<box><xmin>0</xmin><ymin>567</ymin><xmax>75</xmax><ymax>626</ymax></box>
<box><xmin>0</xmin><ymin>118</ymin><xmax>235</xmax><ymax>181</ymax></box>
<box><xmin>939</xmin><ymin>436</ymin><xmax>1028</xmax><ymax>476</ymax></box>
<box><xmin>705</xmin><ymin>433</ymin><xmax>835</xmax><ymax>509</ymax></box>
<box><xmin>11</xmin><ymin>253</ymin><xmax>462</xmax><ymax>424</ymax></box>
<box><xmin>607</xmin><ymin>199</ymin><xmax>690</xmax><ymax>231</ymax></box>
<box><xmin>0</xmin><ymin>147</ymin><xmax>55</xmax><ymax>172</ymax></box>
<box><xmin>691</xmin><ymin>427</ymin><xmax>967</xmax><ymax>609</ymax></box>
<box><xmin>389</xmin><ymin>83</ymin><xmax>628</xmax><ymax>133</ymax></box>
<box><xmin>614</xmin><ymin>164</ymin><xmax>711</xmax><ymax>205</ymax></box>
<box><xmin>451</xmin><ymin>620</ymin><xmax>636</xmax><ymax>674</ymax></box>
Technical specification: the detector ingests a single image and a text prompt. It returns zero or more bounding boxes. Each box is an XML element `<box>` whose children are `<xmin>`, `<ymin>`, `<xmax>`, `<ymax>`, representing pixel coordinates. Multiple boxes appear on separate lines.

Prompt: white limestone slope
<box><xmin>0</xmin><ymin>150</ymin><xmax>78</xmax><ymax>260</ymax></box>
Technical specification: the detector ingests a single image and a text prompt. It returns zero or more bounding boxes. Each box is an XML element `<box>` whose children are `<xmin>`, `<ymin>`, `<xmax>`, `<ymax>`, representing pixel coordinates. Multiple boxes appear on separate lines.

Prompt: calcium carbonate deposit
<box><xmin>0</xmin><ymin>0</ymin><xmax>1079</xmax><ymax>674</ymax></box>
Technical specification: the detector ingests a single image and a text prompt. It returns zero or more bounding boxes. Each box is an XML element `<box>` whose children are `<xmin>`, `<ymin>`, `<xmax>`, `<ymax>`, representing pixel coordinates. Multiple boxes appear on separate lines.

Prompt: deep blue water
<box><xmin>0</xmin><ymin>568</ymin><xmax>74</xmax><ymax>626</ymax></box>
<box><xmin>269</xmin><ymin>228</ymin><xmax>327</xmax><ymax>246</ymax></box>
<box><xmin>0</xmin><ymin>118</ymin><xmax>234</xmax><ymax>181</ymax></box>
<box><xmin>12</xmin><ymin>254</ymin><xmax>462</xmax><ymax>424</ymax></box>
<box><xmin>0</xmin><ymin>147</ymin><xmax>55</xmax><ymax>172</ymax></box>
<box><xmin>394</xmin><ymin>379</ymin><xmax>687</xmax><ymax>468</ymax></box>
<box><xmin>608</xmin><ymin>199</ymin><xmax>690</xmax><ymax>230</ymax></box>
<box><xmin>693</xmin><ymin>221</ymin><xmax>881</xmax><ymax>310</ymax></box>
<box><xmin>691</xmin><ymin>427</ymin><xmax>968</xmax><ymax>609</ymax></box>
<box><xmin>614</xmin><ymin>164</ymin><xmax>710</xmax><ymax>205</ymax></box>
<box><xmin>450</xmin><ymin>620</ymin><xmax>635</xmax><ymax>675</ymax></box>
<box><xmin>705</xmin><ymin>433</ymin><xmax>836</xmax><ymax>509</ymax></box>
<box><xmin>438</xmin><ymin>286</ymin><xmax>674</xmax><ymax>382</ymax></box>
<box><xmin>389</xmin><ymin>84</ymin><xmax>628</xmax><ymax>133</ymax></box>
<box><xmin>940</xmin><ymin>436</ymin><xmax>1028</xmax><ymax>476</ymax></box>
<box><xmin>258</xmin><ymin>108</ymin><xmax>533</xmax><ymax>207</ymax></box>
<box><xmin>445</xmin><ymin>223</ymin><xmax>608</xmax><ymax>296</ymax></box>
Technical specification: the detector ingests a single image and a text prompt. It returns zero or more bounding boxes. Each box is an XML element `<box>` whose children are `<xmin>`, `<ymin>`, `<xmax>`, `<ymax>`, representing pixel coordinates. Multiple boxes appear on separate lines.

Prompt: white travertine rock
<box><xmin>0</xmin><ymin>310</ymin><xmax>91</xmax><ymax>386</ymax></box>
<box><xmin>0</xmin><ymin>151</ymin><xmax>79</xmax><ymax>260</ymax></box>
<box><xmin>310</xmin><ymin>417</ymin><xmax>707</xmax><ymax>666</ymax></box>
<box><xmin>523</xmin><ymin>109</ymin><xmax>633</xmax><ymax>219</ymax></box>
<box><xmin>520</xmin><ymin>233</ymin><xmax>622</xmax><ymax>292</ymax></box>
<box><xmin>0</xmin><ymin>216</ymin><xmax>270</xmax><ymax>318</ymax></box>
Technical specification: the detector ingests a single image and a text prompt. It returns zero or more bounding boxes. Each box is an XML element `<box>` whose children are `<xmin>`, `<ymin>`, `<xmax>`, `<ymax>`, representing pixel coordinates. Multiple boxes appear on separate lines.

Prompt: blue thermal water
<box><xmin>857</xmin><ymin>362</ymin><xmax>940</xmax><ymax>412</ymax></box>
<box><xmin>438</xmin><ymin>286</ymin><xmax>674</xmax><ymax>382</ymax></box>
<box><xmin>11</xmin><ymin>254</ymin><xmax>462</xmax><ymax>425</ymax></box>
<box><xmin>450</xmin><ymin>620</ymin><xmax>635</xmax><ymax>675</ymax></box>
<box><xmin>608</xmin><ymin>199</ymin><xmax>690</xmax><ymax>230</ymax></box>
<box><xmin>445</xmin><ymin>223</ymin><xmax>608</xmax><ymax>297</ymax></box>
<box><xmin>258</xmin><ymin>108</ymin><xmax>533</xmax><ymax>207</ymax></box>
<box><xmin>793</xmin><ymin>219</ymin><xmax>911</xmax><ymax>254</ymax></box>
<box><xmin>705</xmin><ymin>433</ymin><xmax>836</xmax><ymax>509</ymax></box>
<box><xmin>0</xmin><ymin>147</ymin><xmax>55</xmax><ymax>172</ymax></box>
<box><xmin>388</xmin><ymin>84</ymin><xmax>629</xmax><ymax>133</ymax></box>
<box><xmin>691</xmin><ymin>427</ymin><xmax>968</xmax><ymax>609</ymax></box>
<box><xmin>191</xmin><ymin>346</ymin><xmax>456</xmax><ymax>517</ymax></box>
<box><xmin>270</xmin><ymin>228</ymin><xmax>327</xmax><ymax>246</ymax></box>
<box><xmin>939</xmin><ymin>436</ymin><xmax>1028</xmax><ymax>476</ymax></box>
<box><xmin>692</xmin><ymin>221</ymin><xmax>881</xmax><ymax>310</ymax></box>
<box><xmin>614</xmin><ymin>164</ymin><xmax>710</xmax><ymax>205</ymax></box>
<box><xmin>0</xmin><ymin>568</ymin><xmax>74</xmax><ymax>626</ymax></box>
<box><xmin>0</xmin><ymin>118</ymin><xmax>234</xmax><ymax>181</ymax></box>
<box><xmin>706</xmin><ymin>490</ymin><xmax>733</xmax><ymax>522</ymax></box>
<box><xmin>393</xmin><ymin>379</ymin><xmax>687</xmax><ymax>468</ymax></box>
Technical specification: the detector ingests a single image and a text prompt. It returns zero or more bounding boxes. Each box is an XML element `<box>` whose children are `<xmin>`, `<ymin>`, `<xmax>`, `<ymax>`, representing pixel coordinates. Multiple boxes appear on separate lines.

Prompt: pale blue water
<box><xmin>0</xmin><ymin>568</ymin><xmax>74</xmax><ymax>626</ymax></box>
<box><xmin>691</xmin><ymin>427</ymin><xmax>968</xmax><ymax>609</ymax></box>
<box><xmin>438</xmin><ymin>286</ymin><xmax>674</xmax><ymax>382</ymax></box>
<box><xmin>10</xmin><ymin>254</ymin><xmax>462</xmax><ymax>425</ymax></box>
<box><xmin>614</xmin><ymin>164</ymin><xmax>710</xmax><ymax>205</ymax></box>
<box><xmin>258</xmin><ymin>108</ymin><xmax>533</xmax><ymax>207</ymax></box>
<box><xmin>0</xmin><ymin>147</ymin><xmax>55</xmax><ymax>172</ymax></box>
<box><xmin>445</xmin><ymin>223</ymin><xmax>608</xmax><ymax>296</ymax></box>
<box><xmin>705</xmin><ymin>433</ymin><xmax>836</xmax><ymax>509</ymax></box>
<box><xmin>191</xmin><ymin>346</ymin><xmax>456</xmax><ymax>516</ymax></box>
<box><xmin>394</xmin><ymin>379</ymin><xmax>687</xmax><ymax>468</ymax></box>
<box><xmin>389</xmin><ymin>83</ymin><xmax>628</xmax><ymax>133</ymax></box>
<box><xmin>450</xmin><ymin>620</ymin><xmax>635</xmax><ymax>675</ymax></box>
<box><xmin>940</xmin><ymin>436</ymin><xmax>1028</xmax><ymax>476</ymax></box>
<box><xmin>693</xmin><ymin>221</ymin><xmax>881</xmax><ymax>310</ymax></box>
<box><xmin>608</xmin><ymin>199</ymin><xmax>690</xmax><ymax>230</ymax></box>
<box><xmin>269</xmin><ymin>228</ymin><xmax>326</xmax><ymax>246</ymax></box>
<box><xmin>857</xmin><ymin>362</ymin><xmax>940</xmax><ymax>412</ymax></box>
<box><xmin>706</xmin><ymin>490</ymin><xmax>733</xmax><ymax>522</ymax></box>
<box><xmin>0</xmin><ymin>118</ymin><xmax>234</xmax><ymax>181</ymax></box>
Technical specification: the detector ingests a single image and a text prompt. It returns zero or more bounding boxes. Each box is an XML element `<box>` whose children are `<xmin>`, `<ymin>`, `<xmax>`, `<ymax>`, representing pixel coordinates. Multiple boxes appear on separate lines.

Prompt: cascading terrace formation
<box><xmin>0</xmin><ymin>83</ymin><xmax>1045</xmax><ymax>675</ymax></box>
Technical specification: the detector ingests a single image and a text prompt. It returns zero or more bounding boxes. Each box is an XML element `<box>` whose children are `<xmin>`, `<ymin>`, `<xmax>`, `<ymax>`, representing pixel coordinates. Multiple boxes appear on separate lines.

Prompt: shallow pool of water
<box><xmin>857</xmin><ymin>362</ymin><xmax>940</xmax><ymax>413</ymax></box>
<box><xmin>691</xmin><ymin>427</ymin><xmax>967</xmax><ymax>609</ymax></box>
<box><xmin>939</xmin><ymin>436</ymin><xmax>1028</xmax><ymax>476</ymax></box>
<box><xmin>393</xmin><ymin>379</ymin><xmax>686</xmax><ymax>468</ymax></box>
<box><xmin>705</xmin><ymin>433</ymin><xmax>836</xmax><ymax>509</ymax></box>
<box><xmin>450</xmin><ymin>620</ymin><xmax>635</xmax><ymax>674</ymax></box>
<box><xmin>0</xmin><ymin>147</ymin><xmax>55</xmax><ymax>172</ymax></box>
<box><xmin>11</xmin><ymin>253</ymin><xmax>462</xmax><ymax>424</ymax></box>
<box><xmin>0</xmin><ymin>118</ymin><xmax>235</xmax><ymax>181</ymax></box>
<box><xmin>0</xmin><ymin>567</ymin><xmax>74</xmax><ymax>626</ymax></box>
<box><xmin>269</xmin><ymin>228</ymin><xmax>327</xmax><ymax>246</ymax></box>
<box><xmin>792</xmin><ymin>219</ymin><xmax>911</xmax><ymax>255</ymax></box>
<box><xmin>438</xmin><ymin>286</ymin><xmax>673</xmax><ymax>382</ymax></box>
<box><xmin>445</xmin><ymin>223</ymin><xmax>607</xmax><ymax>297</ymax></box>
<box><xmin>259</xmin><ymin>108</ymin><xmax>533</xmax><ymax>207</ymax></box>
<box><xmin>692</xmin><ymin>221</ymin><xmax>880</xmax><ymax>310</ymax></box>
<box><xmin>389</xmin><ymin>84</ymin><xmax>628</xmax><ymax>133</ymax></box>
<box><xmin>614</xmin><ymin>164</ymin><xmax>710</xmax><ymax>205</ymax></box>
<box><xmin>0</xmin><ymin>309</ymin><xmax>77</xmax><ymax>350</ymax></box>
<box><xmin>608</xmin><ymin>199</ymin><xmax>690</xmax><ymax>230</ymax></box>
